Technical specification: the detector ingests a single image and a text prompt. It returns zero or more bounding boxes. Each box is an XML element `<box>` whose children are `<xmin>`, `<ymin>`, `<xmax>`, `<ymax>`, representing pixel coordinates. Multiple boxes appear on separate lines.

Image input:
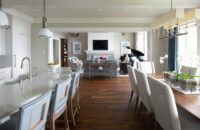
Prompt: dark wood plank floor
<box><xmin>70</xmin><ymin>77</ymin><xmax>154</xmax><ymax>130</ymax></box>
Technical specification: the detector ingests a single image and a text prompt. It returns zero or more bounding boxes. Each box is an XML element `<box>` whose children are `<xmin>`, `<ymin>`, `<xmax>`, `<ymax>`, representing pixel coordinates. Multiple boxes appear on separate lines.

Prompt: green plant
<box><xmin>176</xmin><ymin>73</ymin><xmax>200</xmax><ymax>80</ymax></box>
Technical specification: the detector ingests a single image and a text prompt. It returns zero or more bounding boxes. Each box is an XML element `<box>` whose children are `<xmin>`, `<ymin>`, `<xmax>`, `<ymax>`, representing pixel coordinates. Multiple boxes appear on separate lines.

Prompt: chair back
<box><xmin>70</xmin><ymin>71</ymin><xmax>79</xmax><ymax>97</ymax></box>
<box><xmin>16</xmin><ymin>90</ymin><xmax>52</xmax><ymax>130</ymax></box>
<box><xmin>147</xmin><ymin>76</ymin><xmax>181</xmax><ymax>130</ymax></box>
<box><xmin>134</xmin><ymin>69</ymin><xmax>152</xmax><ymax>112</ymax></box>
<box><xmin>127</xmin><ymin>65</ymin><xmax>139</xmax><ymax>96</ymax></box>
<box><xmin>138</xmin><ymin>61</ymin><xmax>155</xmax><ymax>74</ymax></box>
<box><xmin>179</xmin><ymin>65</ymin><xmax>199</xmax><ymax>76</ymax></box>
<box><xmin>51</xmin><ymin>77</ymin><xmax>72</xmax><ymax>115</ymax></box>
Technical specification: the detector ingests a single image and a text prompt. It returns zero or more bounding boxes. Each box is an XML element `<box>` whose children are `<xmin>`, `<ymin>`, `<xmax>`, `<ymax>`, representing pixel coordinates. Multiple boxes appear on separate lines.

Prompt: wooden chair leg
<box><xmin>64</xmin><ymin>109</ymin><xmax>70</xmax><ymax>130</ymax></box>
<box><xmin>50</xmin><ymin>115</ymin><xmax>55</xmax><ymax>130</ymax></box>
<box><xmin>77</xmin><ymin>88</ymin><xmax>81</xmax><ymax>100</ymax></box>
<box><xmin>129</xmin><ymin>90</ymin><xmax>134</xmax><ymax>103</ymax></box>
<box><xmin>135</xmin><ymin>96</ymin><xmax>139</xmax><ymax>112</ymax></box>
<box><xmin>76</xmin><ymin>89</ymin><xmax>81</xmax><ymax>110</ymax></box>
<box><xmin>69</xmin><ymin>99</ymin><xmax>76</xmax><ymax>126</ymax></box>
<box><xmin>138</xmin><ymin>102</ymin><xmax>144</xmax><ymax>116</ymax></box>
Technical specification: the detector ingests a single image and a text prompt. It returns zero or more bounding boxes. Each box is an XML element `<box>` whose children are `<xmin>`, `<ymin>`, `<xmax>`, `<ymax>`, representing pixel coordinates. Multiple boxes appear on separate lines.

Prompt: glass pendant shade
<box><xmin>38</xmin><ymin>0</ymin><xmax>53</xmax><ymax>38</ymax></box>
<box><xmin>0</xmin><ymin>0</ymin><xmax>9</xmax><ymax>29</ymax></box>
<box><xmin>38</xmin><ymin>27</ymin><xmax>53</xmax><ymax>38</ymax></box>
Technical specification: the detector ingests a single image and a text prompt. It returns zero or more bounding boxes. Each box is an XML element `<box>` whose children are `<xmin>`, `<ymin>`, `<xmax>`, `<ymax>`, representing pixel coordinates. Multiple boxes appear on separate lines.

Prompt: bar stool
<box><xmin>47</xmin><ymin>77</ymin><xmax>72</xmax><ymax>130</ymax></box>
<box><xmin>68</xmin><ymin>71</ymin><xmax>80</xmax><ymax>126</ymax></box>
<box><xmin>0</xmin><ymin>90</ymin><xmax>52</xmax><ymax>130</ymax></box>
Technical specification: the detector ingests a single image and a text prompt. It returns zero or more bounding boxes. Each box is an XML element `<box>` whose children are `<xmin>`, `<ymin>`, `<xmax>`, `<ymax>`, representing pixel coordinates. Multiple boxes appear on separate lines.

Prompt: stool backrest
<box><xmin>52</xmin><ymin>77</ymin><xmax>72</xmax><ymax>114</ymax></box>
<box><xmin>16</xmin><ymin>90</ymin><xmax>52</xmax><ymax>130</ymax></box>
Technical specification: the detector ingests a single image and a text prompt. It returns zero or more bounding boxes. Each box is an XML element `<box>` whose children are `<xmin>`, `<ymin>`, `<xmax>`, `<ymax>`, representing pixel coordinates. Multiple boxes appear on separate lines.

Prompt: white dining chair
<box><xmin>134</xmin><ymin>69</ymin><xmax>153</xmax><ymax>114</ymax></box>
<box><xmin>147</xmin><ymin>76</ymin><xmax>200</xmax><ymax>130</ymax></box>
<box><xmin>0</xmin><ymin>90</ymin><xmax>52</xmax><ymax>130</ymax></box>
<box><xmin>127</xmin><ymin>65</ymin><xmax>140</xmax><ymax>109</ymax></box>
<box><xmin>179</xmin><ymin>65</ymin><xmax>199</xmax><ymax>76</ymax></box>
<box><xmin>68</xmin><ymin>71</ymin><xmax>80</xmax><ymax>126</ymax></box>
<box><xmin>48</xmin><ymin>77</ymin><xmax>72</xmax><ymax>130</ymax></box>
<box><xmin>138</xmin><ymin>61</ymin><xmax>155</xmax><ymax>74</ymax></box>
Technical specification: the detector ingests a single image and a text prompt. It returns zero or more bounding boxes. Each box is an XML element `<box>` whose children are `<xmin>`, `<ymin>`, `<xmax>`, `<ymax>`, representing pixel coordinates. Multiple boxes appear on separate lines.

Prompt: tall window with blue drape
<box><xmin>168</xmin><ymin>28</ymin><xmax>178</xmax><ymax>72</ymax></box>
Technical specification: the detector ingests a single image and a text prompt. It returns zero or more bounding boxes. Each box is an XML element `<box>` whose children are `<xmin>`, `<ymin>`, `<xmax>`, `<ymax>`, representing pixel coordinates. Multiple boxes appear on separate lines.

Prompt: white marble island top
<box><xmin>0</xmin><ymin>67</ymin><xmax>72</xmax><ymax>123</ymax></box>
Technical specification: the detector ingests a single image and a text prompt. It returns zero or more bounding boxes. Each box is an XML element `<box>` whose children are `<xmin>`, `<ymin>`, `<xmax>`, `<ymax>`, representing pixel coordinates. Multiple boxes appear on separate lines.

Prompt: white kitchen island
<box><xmin>0</xmin><ymin>67</ymin><xmax>72</xmax><ymax>124</ymax></box>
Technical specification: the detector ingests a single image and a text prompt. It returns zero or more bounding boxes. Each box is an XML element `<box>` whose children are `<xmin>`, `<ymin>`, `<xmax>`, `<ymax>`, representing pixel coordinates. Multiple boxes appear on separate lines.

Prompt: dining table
<box><xmin>150</xmin><ymin>74</ymin><xmax>200</xmax><ymax>121</ymax></box>
<box><xmin>0</xmin><ymin>67</ymin><xmax>72</xmax><ymax>124</ymax></box>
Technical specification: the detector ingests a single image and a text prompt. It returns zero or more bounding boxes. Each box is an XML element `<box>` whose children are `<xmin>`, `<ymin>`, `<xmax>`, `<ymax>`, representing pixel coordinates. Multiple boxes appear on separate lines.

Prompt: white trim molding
<box><xmin>3</xmin><ymin>8</ymin><xmax>34</xmax><ymax>23</ymax></box>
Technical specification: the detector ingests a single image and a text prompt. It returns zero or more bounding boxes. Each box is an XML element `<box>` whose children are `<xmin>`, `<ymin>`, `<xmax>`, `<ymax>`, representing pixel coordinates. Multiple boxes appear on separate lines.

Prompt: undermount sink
<box><xmin>4</xmin><ymin>75</ymin><xmax>30</xmax><ymax>85</ymax></box>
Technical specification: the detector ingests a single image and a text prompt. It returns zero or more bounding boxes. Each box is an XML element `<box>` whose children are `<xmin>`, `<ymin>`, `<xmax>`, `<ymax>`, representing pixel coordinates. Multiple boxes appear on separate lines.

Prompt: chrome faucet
<box><xmin>21</xmin><ymin>57</ymin><xmax>31</xmax><ymax>78</ymax></box>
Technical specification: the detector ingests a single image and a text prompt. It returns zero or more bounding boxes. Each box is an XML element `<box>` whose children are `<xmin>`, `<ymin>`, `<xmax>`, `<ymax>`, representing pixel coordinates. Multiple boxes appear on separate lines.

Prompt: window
<box><xmin>177</xmin><ymin>23</ymin><xmax>198</xmax><ymax>66</ymax></box>
<box><xmin>135</xmin><ymin>32</ymin><xmax>147</xmax><ymax>60</ymax></box>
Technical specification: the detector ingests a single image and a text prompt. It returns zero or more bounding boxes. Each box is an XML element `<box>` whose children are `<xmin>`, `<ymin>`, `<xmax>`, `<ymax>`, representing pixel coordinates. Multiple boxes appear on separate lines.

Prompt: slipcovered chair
<box><xmin>68</xmin><ymin>57</ymin><xmax>83</xmax><ymax>72</ymax></box>
<box><xmin>68</xmin><ymin>71</ymin><xmax>80</xmax><ymax>126</ymax></box>
<box><xmin>0</xmin><ymin>90</ymin><xmax>52</xmax><ymax>130</ymax></box>
<box><xmin>48</xmin><ymin>77</ymin><xmax>72</xmax><ymax>130</ymax></box>
<box><xmin>147</xmin><ymin>76</ymin><xmax>200</xmax><ymax>130</ymax></box>
<box><xmin>138</xmin><ymin>61</ymin><xmax>155</xmax><ymax>74</ymax></box>
<box><xmin>127</xmin><ymin>65</ymin><xmax>140</xmax><ymax>110</ymax></box>
<box><xmin>134</xmin><ymin>69</ymin><xmax>153</xmax><ymax>113</ymax></box>
<box><xmin>179</xmin><ymin>65</ymin><xmax>199</xmax><ymax>76</ymax></box>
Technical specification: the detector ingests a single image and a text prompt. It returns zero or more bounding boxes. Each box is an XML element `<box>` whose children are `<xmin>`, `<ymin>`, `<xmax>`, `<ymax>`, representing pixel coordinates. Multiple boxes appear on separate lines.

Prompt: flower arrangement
<box><xmin>100</xmin><ymin>56</ymin><xmax>104</xmax><ymax>60</ymax></box>
<box><xmin>159</xmin><ymin>54</ymin><xmax>168</xmax><ymax>64</ymax></box>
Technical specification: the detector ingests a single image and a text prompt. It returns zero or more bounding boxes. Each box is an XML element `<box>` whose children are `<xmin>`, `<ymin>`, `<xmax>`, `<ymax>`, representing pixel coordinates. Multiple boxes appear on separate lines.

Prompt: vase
<box><xmin>169</xmin><ymin>73</ymin><xmax>178</xmax><ymax>86</ymax></box>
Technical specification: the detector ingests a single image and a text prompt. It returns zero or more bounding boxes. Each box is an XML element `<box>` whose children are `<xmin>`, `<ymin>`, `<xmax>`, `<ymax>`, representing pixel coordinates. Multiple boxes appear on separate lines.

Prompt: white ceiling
<box><xmin>3</xmin><ymin>0</ymin><xmax>200</xmax><ymax>24</ymax></box>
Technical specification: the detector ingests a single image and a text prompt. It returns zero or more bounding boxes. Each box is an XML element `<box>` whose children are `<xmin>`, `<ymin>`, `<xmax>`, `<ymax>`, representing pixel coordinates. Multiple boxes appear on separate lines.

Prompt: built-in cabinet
<box><xmin>12</xmin><ymin>16</ymin><xmax>31</xmax><ymax>78</ymax></box>
<box><xmin>0</xmin><ymin>14</ymin><xmax>31</xmax><ymax>79</ymax></box>
<box><xmin>61</xmin><ymin>39</ymin><xmax>68</xmax><ymax>67</ymax></box>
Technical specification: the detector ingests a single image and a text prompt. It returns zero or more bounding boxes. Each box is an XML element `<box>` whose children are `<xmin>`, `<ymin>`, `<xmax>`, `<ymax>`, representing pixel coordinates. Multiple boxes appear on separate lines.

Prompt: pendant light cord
<box><xmin>171</xmin><ymin>0</ymin><xmax>173</xmax><ymax>11</ymax></box>
<box><xmin>43</xmin><ymin>0</ymin><xmax>46</xmax><ymax>17</ymax></box>
<box><xmin>0</xmin><ymin>0</ymin><xmax>2</xmax><ymax>9</ymax></box>
<box><xmin>42</xmin><ymin>0</ymin><xmax>47</xmax><ymax>28</ymax></box>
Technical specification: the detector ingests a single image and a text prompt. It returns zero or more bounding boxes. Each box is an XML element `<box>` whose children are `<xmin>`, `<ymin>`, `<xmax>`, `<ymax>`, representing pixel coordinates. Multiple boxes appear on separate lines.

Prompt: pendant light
<box><xmin>38</xmin><ymin>0</ymin><xmax>53</xmax><ymax>38</ymax></box>
<box><xmin>0</xmin><ymin>0</ymin><xmax>9</xmax><ymax>29</ymax></box>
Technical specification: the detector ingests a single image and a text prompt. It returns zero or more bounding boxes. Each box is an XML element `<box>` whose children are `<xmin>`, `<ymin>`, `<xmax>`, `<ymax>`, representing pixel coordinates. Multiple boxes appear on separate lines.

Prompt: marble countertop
<box><xmin>0</xmin><ymin>67</ymin><xmax>72</xmax><ymax>123</ymax></box>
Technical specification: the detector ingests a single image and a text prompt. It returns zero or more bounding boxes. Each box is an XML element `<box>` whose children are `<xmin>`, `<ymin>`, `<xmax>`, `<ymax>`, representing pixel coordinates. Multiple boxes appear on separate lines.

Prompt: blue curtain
<box><xmin>168</xmin><ymin>28</ymin><xmax>178</xmax><ymax>72</ymax></box>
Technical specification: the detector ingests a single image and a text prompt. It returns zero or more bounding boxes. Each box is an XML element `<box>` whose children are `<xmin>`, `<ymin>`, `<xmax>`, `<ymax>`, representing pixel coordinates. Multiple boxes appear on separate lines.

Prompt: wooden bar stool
<box><xmin>68</xmin><ymin>71</ymin><xmax>80</xmax><ymax>126</ymax></box>
<box><xmin>47</xmin><ymin>77</ymin><xmax>72</xmax><ymax>130</ymax></box>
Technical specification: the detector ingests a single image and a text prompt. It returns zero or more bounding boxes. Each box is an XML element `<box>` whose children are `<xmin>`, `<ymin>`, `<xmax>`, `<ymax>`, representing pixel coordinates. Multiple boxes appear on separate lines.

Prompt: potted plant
<box><xmin>168</xmin><ymin>71</ymin><xmax>179</xmax><ymax>86</ymax></box>
<box><xmin>163</xmin><ymin>71</ymin><xmax>170</xmax><ymax>82</ymax></box>
<box><xmin>178</xmin><ymin>73</ymin><xmax>200</xmax><ymax>92</ymax></box>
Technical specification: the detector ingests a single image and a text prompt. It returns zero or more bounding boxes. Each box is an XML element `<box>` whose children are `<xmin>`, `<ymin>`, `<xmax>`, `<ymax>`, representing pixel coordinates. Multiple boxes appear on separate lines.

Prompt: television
<box><xmin>93</xmin><ymin>40</ymin><xmax>108</xmax><ymax>50</ymax></box>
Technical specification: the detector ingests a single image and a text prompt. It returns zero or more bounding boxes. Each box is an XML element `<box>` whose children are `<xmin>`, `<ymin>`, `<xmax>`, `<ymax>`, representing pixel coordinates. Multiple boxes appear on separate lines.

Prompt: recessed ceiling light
<box><xmin>96</xmin><ymin>9</ymin><xmax>102</xmax><ymax>12</ymax></box>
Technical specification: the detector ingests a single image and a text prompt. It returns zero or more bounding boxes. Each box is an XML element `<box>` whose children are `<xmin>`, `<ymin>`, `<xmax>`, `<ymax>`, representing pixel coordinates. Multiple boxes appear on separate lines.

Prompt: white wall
<box><xmin>197</xmin><ymin>26</ymin><xmax>200</xmax><ymax>57</ymax></box>
<box><xmin>87</xmin><ymin>32</ymin><xmax>134</xmax><ymax>60</ymax></box>
<box><xmin>88</xmin><ymin>33</ymin><xmax>113</xmax><ymax>50</ymax></box>
<box><xmin>149</xmin><ymin>30</ymin><xmax>168</xmax><ymax>73</ymax></box>
<box><xmin>12</xmin><ymin>16</ymin><xmax>32</xmax><ymax>78</ymax></box>
<box><xmin>31</xmin><ymin>23</ymin><xmax>66</xmax><ymax>71</ymax></box>
<box><xmin>67</xmin><ymin>33</ymin><xmax>88</xmax><ymax>60</ymax></box>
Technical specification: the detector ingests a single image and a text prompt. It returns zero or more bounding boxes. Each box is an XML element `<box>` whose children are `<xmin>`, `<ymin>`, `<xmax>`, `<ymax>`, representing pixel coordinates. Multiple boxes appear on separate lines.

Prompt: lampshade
<box><xmin>151</xmin><ymin>9</ymin><xmax>185</xmax><ymax>29</ymax></box>
<box><xmin>0</xmin><ymin>10</ymin><xmax>9</xmax><ymax>29</ymax></box>
<box><xmin>38</xmin><ymin>28</ymin><xmax>53</xmax><ymax>38</ymax></box>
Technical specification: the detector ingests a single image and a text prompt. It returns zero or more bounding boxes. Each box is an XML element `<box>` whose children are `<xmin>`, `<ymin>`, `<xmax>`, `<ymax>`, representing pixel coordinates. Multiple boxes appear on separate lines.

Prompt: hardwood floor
<box><xmin>68</xmin><ymin>77</ymin><xmax>154</xmax><ymax>130</ymax></box>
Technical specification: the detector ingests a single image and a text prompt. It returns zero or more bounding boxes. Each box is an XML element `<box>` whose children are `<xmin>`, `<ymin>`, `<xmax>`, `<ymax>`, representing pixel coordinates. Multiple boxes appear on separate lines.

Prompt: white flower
<box><xmin>164</xmin><ymin>54</ymin><xmax>168</xmax><ymax>58</ymax></box>
<box><xmin>159</xmin><ymin>59</ymin><xmax>164</xmax><ymax>64</ymax></box>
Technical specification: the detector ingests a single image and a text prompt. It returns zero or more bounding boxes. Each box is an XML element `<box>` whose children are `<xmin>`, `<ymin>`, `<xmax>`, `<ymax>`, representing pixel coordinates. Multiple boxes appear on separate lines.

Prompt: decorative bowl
<box><xmin>48</xmin><ymin>64</ymin><xmax>60</xmax><ymax>72</ymax></box>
